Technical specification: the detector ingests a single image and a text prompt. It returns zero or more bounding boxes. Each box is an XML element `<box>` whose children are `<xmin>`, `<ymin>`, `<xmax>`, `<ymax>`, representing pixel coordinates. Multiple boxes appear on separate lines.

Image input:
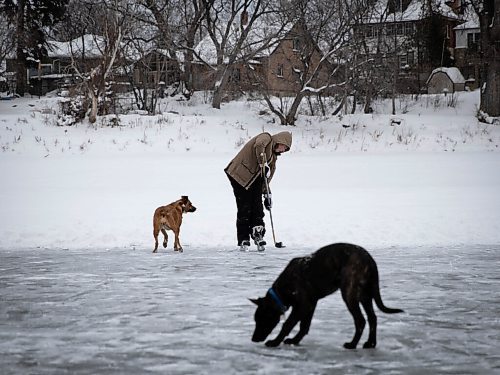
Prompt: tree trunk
<box><xmin>212</xmin><ymin>66</ymin><xmax>230</xmax><ymax>109</ymax></box>
<box><xmin>88</xmin><ymin>89</ymin><xmax>98</xmax><ymax>124</ymax></box>
<box><xmin>183</xmin><ymin>57</ymin><xmax>194</xmax><ymax>97</ymax></box>
<box><xmin>318</xmin><ymin>94</ymin><xmax>325</xmax><ymax>116</ymax></box>
<box><xmin>332</xmin><ymin>96</ymin><xmax>345</xmax><ymax>116</ymax></box>
<box><xmin>482</xmin><ymin>62</ymin><xmax>500</xmax><ymax>116</ymax></box>
<box><xmin>479</xmin><ymin>0</ymin><xmax>500</xmax><ymax>116</ymax></box>
<box><xmin>183</xmin><ymin>29</ymin><xmax>198</xmax><ymax>97</ymax></box>
<box><xmin>364</xmin><ymin>88</ymin><xmax>373</xmax><ymax>113</ymax></box>
<box><xmin>284</xmin><ymin>93</ymin><xmax>303</xmax><ymax>125</ymax></box>
<box><xmin>15</xmin><ymin>0</ymin><xmax>26</xmax><ymax>96</ymax></box>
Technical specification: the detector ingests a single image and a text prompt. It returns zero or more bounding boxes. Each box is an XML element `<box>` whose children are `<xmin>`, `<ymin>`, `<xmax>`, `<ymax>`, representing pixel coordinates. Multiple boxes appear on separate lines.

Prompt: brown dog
<box><xmin>153</xmin><ymin>196</ymin><xmax>196</xmax><ymax>253</ymax></box>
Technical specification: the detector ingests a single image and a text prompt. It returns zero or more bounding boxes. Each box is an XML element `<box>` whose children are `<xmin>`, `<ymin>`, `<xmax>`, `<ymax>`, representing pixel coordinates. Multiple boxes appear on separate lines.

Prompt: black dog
<box><xmin>251</xmin><ymin>243</ymin><xmax>403</xmax><ymax>349</ymax></box>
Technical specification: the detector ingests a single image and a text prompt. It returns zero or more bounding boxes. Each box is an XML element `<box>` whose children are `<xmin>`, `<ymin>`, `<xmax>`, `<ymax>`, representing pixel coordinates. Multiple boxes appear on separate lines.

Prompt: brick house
<box><xmin>192</xmin><ymin>22</ymin><xmax>337</xmax><ymax>97</ymax></box>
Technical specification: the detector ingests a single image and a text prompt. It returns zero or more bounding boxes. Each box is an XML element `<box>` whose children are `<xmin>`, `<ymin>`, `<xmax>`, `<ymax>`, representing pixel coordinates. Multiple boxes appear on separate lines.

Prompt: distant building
<box><xmin>355</xmin><ymin>0</ymin><xmax>465</xmax><ymax>93</ymax></box>
<box><xmin>5</xmin><ymin>35</ymin><xmax>132</xmax><ymax>96</ymax></box>
<box><xmin>192</xmin><ymin>22</ymin><xmax>339</xmax><ymax>97</ymax></box>
<box><xmin>132</xmin><ymin>49</ymin><xmax>181</xmax><ymax>90</ymax></box>
<box><xmin>453</xmin><ymin>8</ymin><xmax>480</xmax><ymax>90</ymax></box>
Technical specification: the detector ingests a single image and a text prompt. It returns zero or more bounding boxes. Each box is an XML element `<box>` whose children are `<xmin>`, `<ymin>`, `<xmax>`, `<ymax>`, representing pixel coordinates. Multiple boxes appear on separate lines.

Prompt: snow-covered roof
<box><xmin>453</xmin><ymin>5</ymin><xmax>479</xmax><ymax>30</ymax></box>
<box><xmin>48</xmin><ymin>35</ymin><xmax>106</xmax><ymax>59</ymax></box>
<box><xmin>365</xmin><ymin>0</ymin><xmax>461</xmax><ymax>24</ymax></box>
<box><xmin>48</xmin><ymin>35</ymin><xmax>156</xmax><ymax>63</ymax></box>
<box><xmin>433</xmin><ymin>0</ymin><xmax>462</xmax><ymax>20</ymax></box>
<box><xmin>427</xmin><ymin>67</ymin><xmax>465</xmax><ymax>84</ymax></box>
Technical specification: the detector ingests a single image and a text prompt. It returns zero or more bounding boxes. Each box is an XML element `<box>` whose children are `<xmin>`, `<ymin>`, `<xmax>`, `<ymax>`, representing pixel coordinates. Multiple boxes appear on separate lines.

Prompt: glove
<box><xmin>262</xmin><ymin>163</ymin><xmax>271</xmax><ymax>179</ymax></box>
<box><xmin>263</xmin><ymin>193</ymin><xmax>272</xmax><ymax>211</ymax></box>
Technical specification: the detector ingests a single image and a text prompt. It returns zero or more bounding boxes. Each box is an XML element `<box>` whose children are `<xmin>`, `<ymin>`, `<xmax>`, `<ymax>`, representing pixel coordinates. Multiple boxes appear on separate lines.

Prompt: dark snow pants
<box><xmin>228</xmin><ymin>175</ymin><xmax>265</xmax><ymax>245</ymax></box>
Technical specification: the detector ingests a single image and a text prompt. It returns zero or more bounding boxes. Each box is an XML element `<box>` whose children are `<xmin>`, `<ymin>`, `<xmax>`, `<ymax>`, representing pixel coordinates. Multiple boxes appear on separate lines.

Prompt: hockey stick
<box><xmin>261</xmin><ymin>154</ymin><xmax>285</xmax><ymax>248</ymax></box>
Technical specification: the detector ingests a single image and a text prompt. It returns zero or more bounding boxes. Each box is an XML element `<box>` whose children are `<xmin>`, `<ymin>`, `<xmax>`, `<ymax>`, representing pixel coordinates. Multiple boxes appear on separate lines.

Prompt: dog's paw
<box><xmin>265</xmin><ymin>339</ymin><xmax>280</xmax><ymax>347</ymax></box>
<box><xmin>363</xmin><ymin>341</ymin><xmax>376</xmax><ymax>349</ymax></box>
<box><xmin>284</xmin><ymin>338</ymin><xmax>299</xmax><ymax>346</ymax></box>
<box><xmin>343</xmin><ymin>342</ymin><xmax>357</xmax><ymax>350</ymax></box>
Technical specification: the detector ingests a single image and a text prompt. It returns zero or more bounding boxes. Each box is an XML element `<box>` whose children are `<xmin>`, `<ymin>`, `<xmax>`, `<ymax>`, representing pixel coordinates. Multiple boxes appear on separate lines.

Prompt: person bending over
<box><xmin>225</xmin><ymin>131</ymin><xmax>292</xmax><ymax>251</ymax></box>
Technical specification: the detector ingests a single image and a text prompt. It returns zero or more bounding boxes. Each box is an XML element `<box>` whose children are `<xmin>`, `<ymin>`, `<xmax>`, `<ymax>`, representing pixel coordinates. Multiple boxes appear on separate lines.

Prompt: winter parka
<box><xmin>224</xmin><ymin>131</ymin><xmax>292</xmax><ymax>191</ymax></box>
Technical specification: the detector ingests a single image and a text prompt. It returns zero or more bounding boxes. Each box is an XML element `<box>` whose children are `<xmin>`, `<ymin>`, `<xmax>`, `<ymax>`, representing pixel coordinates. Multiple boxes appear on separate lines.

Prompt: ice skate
<box><xmin>252</xmin><ymin>226</ymin><xmax>266</xmax><ymax>252</ymax></box>
<box><xmin>239</xmin><ymin>240</ymin><xmax>251</xmax><ymax>251</ymax></box>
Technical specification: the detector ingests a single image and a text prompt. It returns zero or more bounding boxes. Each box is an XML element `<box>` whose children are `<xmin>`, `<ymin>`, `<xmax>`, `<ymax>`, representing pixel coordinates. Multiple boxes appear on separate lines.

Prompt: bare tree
<box><xmin>469</xmin><ymin>0</ymin><xmax>500</xmax><ymax>117</ymax></box>
<box><xmin>0</xmin><ymin>12</ymin><xmax>15</xmax><ymax>79</ymax></box>
<box><xmin>177</xmin><ymin>0</ymin><xmax>209</xmax><ymax>97</ymax></box>
<box><xmin>198</xmin><ymin>0</ymin><xmax>288</xmax><ymax>109</ymax></box>
<box><xmin>1</xmin><ymin>0</ymin><xmax>68</xmax><ymax>95</ymax></box>
<box><xmin>336</xmin><ymin>1</ymin><xmax>388</xmax><ymax>115</ymax></box>
<box><xmin>122</xmin><ymin>32</ymin><xmax>171</xmax><ymax>114</ymax></box>
<box><xmin>64</xmin><ymin>0</ymin><xmax>135</xmax><ymax>122</ymax></box>
<box><xmin>130</xmin><ymin>0</ymin><xmax>207</xmax><ymax>99</ymax></box>
<box><xmin>255</xmin><ymin>0</ymin><xmax>365</xmax><ymax>125</ymax></box>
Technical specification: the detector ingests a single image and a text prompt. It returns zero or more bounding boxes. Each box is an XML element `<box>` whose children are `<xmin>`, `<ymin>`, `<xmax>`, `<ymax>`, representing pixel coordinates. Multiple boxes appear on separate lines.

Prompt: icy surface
<box><xmin>1</xmin><ymin>245</ymin><xmax>499</xmax><ymax>374</ymax></box>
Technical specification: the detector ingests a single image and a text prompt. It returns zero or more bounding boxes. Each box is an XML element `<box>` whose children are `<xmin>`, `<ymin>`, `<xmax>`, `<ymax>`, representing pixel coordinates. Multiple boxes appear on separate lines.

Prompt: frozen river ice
<box><xmin>1</xmin><ymin>244</ymin><xmax>499</xmax><ymax>374</ymax></box>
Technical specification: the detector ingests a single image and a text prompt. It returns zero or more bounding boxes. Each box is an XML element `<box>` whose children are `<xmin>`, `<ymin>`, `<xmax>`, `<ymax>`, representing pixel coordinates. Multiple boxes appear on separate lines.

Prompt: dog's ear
<box><xmin>249</xmin><ymin>298</ymin><xmax>260</xmax><ymax>306</ymax></box>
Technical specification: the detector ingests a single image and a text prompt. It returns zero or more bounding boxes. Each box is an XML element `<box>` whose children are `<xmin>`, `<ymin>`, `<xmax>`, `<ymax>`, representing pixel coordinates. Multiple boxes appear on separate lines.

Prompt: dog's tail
<box><xmin>373</xmin><ymin>274</ymin><xmax>404</xmax><ymax>314</ymax></box>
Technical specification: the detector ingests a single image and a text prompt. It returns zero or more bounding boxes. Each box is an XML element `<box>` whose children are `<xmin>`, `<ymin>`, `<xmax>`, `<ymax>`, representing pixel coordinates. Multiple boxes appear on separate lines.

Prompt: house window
<box><xmin>396</xmin><ymin>23</ymin><xmax>404</xmax><ymax>35</ymax></box>
<box><xmin>467</xmin><ymin>32</ymin><xmax>480</xmax><ymax>50</ymax></box>
<box><xmin>368</xmin><ymin>25</ymin><xmax>380</xmax><ymax>38</ymax></box>
<box><xmin>404</xmin><ymin>22</ymin><xmax>414</xmax><ymax>35</ymax></box>
<box><xmin>407</xmin><ymin>50</ymin><xmax>414</xmax><ymax>66</ymax></box>
<box><xmin>40</xmin><ymin>64</ymin><xmax>52</xmax><ymax>75</ymax></box>
<box><xmin>292</xmin><ymin>67</ymin><xmax>301</xmax><ymax>82</ymax></box>
<box><xmin>276</xmin><ymin>64</ymin><xmax>283</xmax><ymax>77</ymax></box>
<box><xmin>293</xmin><ymin>38</ymin><xmax>301</xmax><ymax>51</ymax></box>
<box><xmin>387</xmin><ymin>24</ymin><xmax>395</xmax><ymax>36</ymax></box>
<box><xmin>399</xmin><ymin>54</ymin><xmax>408</xmax><ymax>69</ymax></box>
<box><xmin>152</xmin><ymin>62</ymin><xmax>159</xmax><ymax>72</ymax></box>
<box><xmin>467</xmin><ymin>33</ymin><xmax>474</xmax><ymax>47</ymax></box>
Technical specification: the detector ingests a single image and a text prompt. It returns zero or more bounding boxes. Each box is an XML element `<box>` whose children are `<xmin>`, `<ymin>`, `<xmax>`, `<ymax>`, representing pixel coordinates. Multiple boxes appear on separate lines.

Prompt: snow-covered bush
<box><xmin>57</xmin><ymin>97</ymin><xmax>86</xmax><ymax>126</ymax></box>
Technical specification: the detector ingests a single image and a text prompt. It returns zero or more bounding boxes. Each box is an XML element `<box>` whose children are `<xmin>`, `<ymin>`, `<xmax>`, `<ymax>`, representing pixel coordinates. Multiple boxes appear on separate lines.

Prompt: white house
<box><xmin>453</xmin><ymin>7</ymin><xmax>480</xmax><ymax>88</ymax></box>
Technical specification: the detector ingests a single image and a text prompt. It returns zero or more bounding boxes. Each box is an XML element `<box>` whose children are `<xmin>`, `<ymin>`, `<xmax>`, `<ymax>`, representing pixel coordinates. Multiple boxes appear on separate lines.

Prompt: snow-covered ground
<box><xmin>1</xmin><ymin>90</ymin><xmax>500</xmax><ymax>373</ymax></box>
<box><xmin>1</xmin><ymin>90</ymin><xmax>499</xmax><ymax>250</ymax></box>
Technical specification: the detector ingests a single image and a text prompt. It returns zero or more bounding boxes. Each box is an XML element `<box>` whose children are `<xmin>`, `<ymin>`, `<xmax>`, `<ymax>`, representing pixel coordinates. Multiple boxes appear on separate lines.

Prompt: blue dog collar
<box><xmin>268</xmin><ymin>288</ymin><xmax>288</xmax><ymax>313</ymax></box>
